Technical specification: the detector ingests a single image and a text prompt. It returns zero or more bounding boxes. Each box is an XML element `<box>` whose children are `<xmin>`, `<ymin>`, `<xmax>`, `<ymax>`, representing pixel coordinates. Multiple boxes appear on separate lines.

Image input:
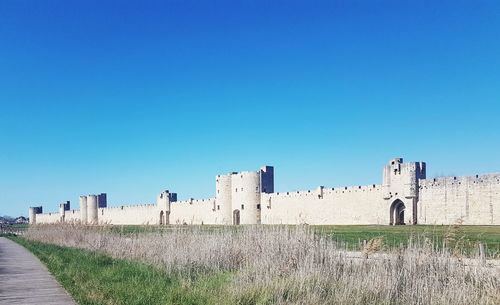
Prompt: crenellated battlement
<box><xmin>420</xmin><ymin>173</ymin><xmax>500</xmax><ymax>188</ymax></box>
<box><xmin>102</xmin><ymin>204</ymin><xmax>155</xmax><ymax>210</ymax></box>
<box><xmin>267</xmin><ymin>184</ymin><xmax>383</xmax><ymax>199</ymax></box>
<box><xmin>174</xmin><ymin>198</ymin><xmax>216</xmax><ymax>205</ymax></box>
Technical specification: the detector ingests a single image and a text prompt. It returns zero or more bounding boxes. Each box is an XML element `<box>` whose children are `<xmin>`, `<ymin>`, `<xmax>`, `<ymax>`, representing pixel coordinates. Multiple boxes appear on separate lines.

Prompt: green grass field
<box><xmin>313</xmin><ymin>225</ymin><xmax>500</xmax><ymax>255</ymax></box>
<box><xmin>0</xmin><ymin>223</ymin><xmax>28</xmax><ymax>236</ymax></box>
<box><xmin>10</xmin><ymin>236</ymin><xmax>228</xmax><ymax>305</ymax></box>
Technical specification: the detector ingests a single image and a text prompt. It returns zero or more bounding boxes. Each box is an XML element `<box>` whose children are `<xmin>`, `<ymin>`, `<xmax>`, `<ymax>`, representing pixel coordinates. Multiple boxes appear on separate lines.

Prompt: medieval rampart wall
<box><xmin>35</xmin><ymin>212</ymin><xmax>60</xmax><ymax>224</ymax></box>
<box><xmin>29</xmin><ymin>161</ymin><xmax>500</xmax><ymax>226</ymax></box>
<box><xmin>262</xmin><ymin>185</ymin><xmax>386</xmax><ymax>225</ymax></box>
<box><xmin>169</xmin><ymin>198</ymin><xmax>217</xmax><ymax>225</ymax></box>
<box><xmin>64</xmin><ymin>210</ymin><xmax>81</xmax><ymax>222</ymax></box>
<box><xmin>99</xmin><ymin>204</ymin><xmax>158</xmax><ymax>225</ymax></box>
<box><xmin>418</xmin><ymin>174</ymin><xmax>500</xmax><ymax>225</ymax></box>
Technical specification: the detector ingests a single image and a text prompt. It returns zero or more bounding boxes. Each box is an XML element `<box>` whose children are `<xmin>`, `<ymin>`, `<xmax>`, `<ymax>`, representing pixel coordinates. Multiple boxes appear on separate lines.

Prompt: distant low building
<box><xmin>0</xmin><ymin>216</ymin><xmax>28</xmax><ymax>225</ymax></box>
<box><xmin>14</xmin><ymin>216</ymin><xmax>28</xmax><ymax>224</ymax></box>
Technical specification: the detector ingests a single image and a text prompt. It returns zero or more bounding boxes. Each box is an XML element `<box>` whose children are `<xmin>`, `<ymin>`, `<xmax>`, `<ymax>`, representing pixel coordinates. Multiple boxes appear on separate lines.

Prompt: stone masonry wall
<box><xmin>35</xmin><ymin>212</ymin><xmax>60</xmax><ymax>224</ymax></box>
<box><xmin>99</xmin><ymin>204</ymin><xmax>158</xmax><ymax>225</ymax></box>
<box><xmin>169</xmin><ymin>198</ymin><xmax>218</xmax><ymax>225</ymax></box>
<box><xmin>262</xmin><ymin>185</ymin><xmax>387</xmax><ymax>225</ymax></box>
<box><xmin>418</xmin><ymin>174</ymin><xmax>500</xmax><ymax>225</ymax></box>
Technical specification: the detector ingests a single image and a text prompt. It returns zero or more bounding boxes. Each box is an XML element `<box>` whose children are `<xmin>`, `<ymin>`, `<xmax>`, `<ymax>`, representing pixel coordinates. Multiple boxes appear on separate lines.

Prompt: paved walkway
<box><xmin>0</xmin><ymin>237</ymin><xmax>76</xmax><ymax>305</ymax></box>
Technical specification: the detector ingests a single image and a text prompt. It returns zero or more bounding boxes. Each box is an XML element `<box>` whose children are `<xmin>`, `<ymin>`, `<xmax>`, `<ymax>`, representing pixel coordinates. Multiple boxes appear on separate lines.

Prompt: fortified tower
<box><xmin>215</xmin><ymin>173</ymin><xmax>234</xmax><ymax>224</ymax></box>
<box><xmin>79</xmin><ymin>196</ymin><xmax>88</xmax><ymax>224</ymax></box>
<box><xmin>156</xmin><ymin>190</ymin><xmax>177</xmax><ymax>225</ymax></box>
<box><xmin>87</xmin><ymin>195</ymin><xmax>98</xmax><ymax>224</ymax></box>
<box><xmin>231</xmin><ymin>171</ymin><xmax>261</xmax><ymax>224</ymax></box>
<box><xmin>97</xmin><ymin>193</ymin><xmax>107</xmax><ymax>208</ymax></box>
<box><xmin>260</xmin><ymin>166</ymin><xmax>274</xmax><ymax>193</ymax></box>
<box><xmin>382</xmin><ymin>158</ymin><xmax>426</xmax><ymax>225</ymax></box>
<box><xmin>28</xmin><ymin>206</ymin><xmax>42</xmax><ymax>224</ymax></box>
<box><xmin>59</xmin><ymin>201</ymin><xmax>70</xmax><ymax>222</ymax></box>
<box><xmin>218</xmin><ymin>166</ymin><xmax>274</xmax><ymax>225</ymax></box>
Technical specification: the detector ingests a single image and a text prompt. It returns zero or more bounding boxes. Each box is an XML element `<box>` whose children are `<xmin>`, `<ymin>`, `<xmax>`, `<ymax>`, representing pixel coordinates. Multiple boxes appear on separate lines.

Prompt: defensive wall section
<box><xmin>261</xmin><ymin>185</ymin><xmax>387</xmax><ymax>225</ymax></box>
<box><xmin>99</xmin><ymin>204</ymin><xmax>158</xmax><ymax>225</ymax></box>
<box><xmin>29</xmin><ymin>158</ymin><xmax>499</xmax><ymax>226</ymax></box>
<box><xmin>418</xmin><ymin>174</ymin><xmax>500</xmax><ymax>225</ymax></box>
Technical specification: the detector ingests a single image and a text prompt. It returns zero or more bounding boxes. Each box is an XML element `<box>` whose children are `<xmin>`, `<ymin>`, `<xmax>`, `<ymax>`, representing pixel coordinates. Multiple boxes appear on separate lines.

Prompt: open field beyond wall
<box><xmin>12</xmin><ymin>224</ymin><xmax>500</xmax><ymax>305</ymax></box>
<box><xmin>102</xmin><ymin>224</ymin><xmax>500</xmax><ymax>258</ymax></box>
<box><xmin>315</xmin><ymin>225</ymin><xmax>500</xmax><ymax>257</ymax></box>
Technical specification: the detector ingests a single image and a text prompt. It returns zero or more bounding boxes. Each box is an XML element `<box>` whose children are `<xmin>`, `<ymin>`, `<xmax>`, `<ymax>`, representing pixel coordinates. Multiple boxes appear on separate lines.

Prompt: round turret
<box><xmin>87</xmin><ymin>195</ymin><xmax>98</xmax><ymax>224</ymax></box>
<box><xmin>59</xmin><ymin>204</ymin><xmax>65</xmax><ymax>222</ymax></box>
<box><xmin>215</xmin><ymin>174</ymin><xmax>233</xmax><ymax>224</ymax></box>
<box><xmin>28</xmin><ymin>207</ymin><xmax>36</xmax><ymax>225</ymax></box>
<box><xmin>231</xmin><ymin>171</ymin><xmax>261</xmax><ymax>224</ymax></box>
<box><xmin>79</xmin><ymin>196</ymin><xmax>88</xmax><ymax>224</ymax></box>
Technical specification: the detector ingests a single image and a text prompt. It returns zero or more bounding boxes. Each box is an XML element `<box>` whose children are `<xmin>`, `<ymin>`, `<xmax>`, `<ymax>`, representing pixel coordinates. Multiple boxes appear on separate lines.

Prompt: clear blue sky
<box><xmin>1</xmin><ymin>1</ymin><xmax>500</xmax><ymax>217</ymax></box>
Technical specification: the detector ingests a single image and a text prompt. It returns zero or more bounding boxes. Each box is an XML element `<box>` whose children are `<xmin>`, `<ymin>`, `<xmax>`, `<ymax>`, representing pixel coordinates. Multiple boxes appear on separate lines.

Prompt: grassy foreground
<box><xmin>15</xmin><ymin>225</ymin><xmax>500</xmax><ymax>305</ymax></box>
<box><xmin>11</xmin><ymin>236</ymin><xmax>227</xmax><ymax>305</ymax></box>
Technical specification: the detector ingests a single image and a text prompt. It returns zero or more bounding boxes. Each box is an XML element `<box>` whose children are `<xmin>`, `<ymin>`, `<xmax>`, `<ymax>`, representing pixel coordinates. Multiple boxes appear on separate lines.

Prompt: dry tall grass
<box><xmin>25</xmin><ymin>225</ymin><xmax>500</xmax><ymax>305</ymax></box>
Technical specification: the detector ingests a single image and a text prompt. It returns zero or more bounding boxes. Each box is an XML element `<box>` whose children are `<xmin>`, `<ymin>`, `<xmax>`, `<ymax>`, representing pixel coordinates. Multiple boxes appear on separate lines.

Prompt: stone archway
<box><xmin>233</xmin><ymin>209</ymin><xmax>240</xmax><ymax>225</ymax></box>
<box><xmin>390</xmin><ymin>200</ymin><xmax>406</xmax><ymax>225</ymax></box>
<box><xmin>165</xmin><ymin>211</ymin><xmax>170</xmax><ymax>225</ymax></box>
<box><xmin>159</xmin><ymin>211</ymin><xmax>164</xmax><ymax>225</ymax></box>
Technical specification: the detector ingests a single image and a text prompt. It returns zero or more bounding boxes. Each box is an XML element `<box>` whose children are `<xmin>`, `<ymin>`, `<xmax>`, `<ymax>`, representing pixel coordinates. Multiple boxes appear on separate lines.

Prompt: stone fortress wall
<box><xmin>29</xmin><ymin>158</ymin><xmax>500</xmax><ymax>226</ymax></box>
<box><xmin>418</xmin><ymin>174</ymin><xmax>500</xmax><ymax>225</ymax></box>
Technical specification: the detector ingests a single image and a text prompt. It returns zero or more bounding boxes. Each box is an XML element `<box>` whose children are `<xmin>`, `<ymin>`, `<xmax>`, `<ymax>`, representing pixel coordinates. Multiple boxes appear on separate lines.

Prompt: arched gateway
<box><xmin>159</xmin><ymin>211</ymin><xmax>164</xmax><ymax>225</ymax></box>
<box><xmin>233</xmin><ymin>209</ymin><xmax>240</xmax><ymax>225</ymax></box>
<box><xmin>390</xmin><ymin>200</ymin><xmax>406</xmax><ymax>225</ymax></box>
